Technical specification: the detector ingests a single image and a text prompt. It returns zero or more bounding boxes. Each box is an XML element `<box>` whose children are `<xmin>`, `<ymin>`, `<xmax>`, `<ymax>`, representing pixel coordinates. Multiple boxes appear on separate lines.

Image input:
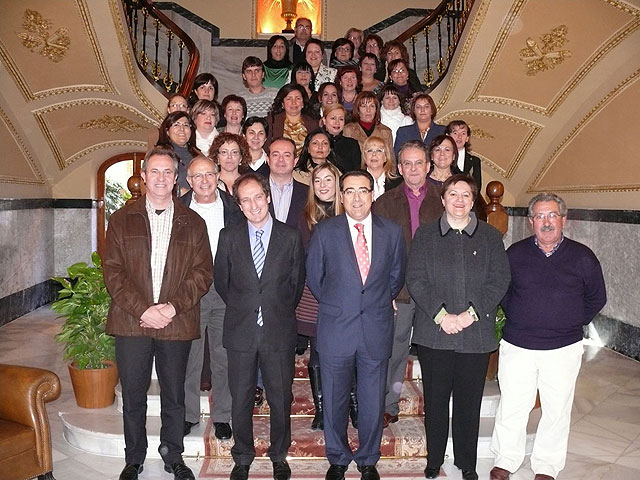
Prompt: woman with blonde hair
<box><xmin>321</xmin><ymin>104</ymin><xmax>361</xmax><ymax>173</ymax></box>
<box><xmin>361</xmin><ymin>136</ymin><xmax>401</xmax><ymax>200</ymax></box>
<box><xmin>296</xmin><ymin>163</ymin><xmax>343</xmax><ymax>431</ymax></box>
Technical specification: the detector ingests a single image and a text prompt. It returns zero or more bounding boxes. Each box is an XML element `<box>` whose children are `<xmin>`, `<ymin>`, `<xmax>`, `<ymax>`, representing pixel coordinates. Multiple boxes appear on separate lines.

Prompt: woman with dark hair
<box><xmin>290</xmin><ymin>61</ymin><xmax>316</xmax><ymax>100</ymax></box>
<box><xmin>360</xmin><ymin>53</ymin><xmax>384</xmax><ymax>95</ymax></box>
<box><xmin>336</xmin><ymin>65</ymin><xmax>361</xmax><ymax>115</ymax></box>
<box><xmin>379</xmin><ymin>84</ymin><xmax>413</xmax><ymax>143</ymax></box>
<box><xmin>294</xmin><ymin>128</ymin><xmax>340</xmax><ymax>184</ymax></box>
<box><xmin>266</xmin><ymin>83</ymin><xmax>317</xmax><ymax>155</ymax></box>
<box><xmin>190</xmin><ymin>99</ymin><xmax>219</xmax><ymax>156</ymax></box>
<box><xmin>343</xmin><ymin>91</ymin><xmax>396</xmax><ymax>168</ymax></box>
<box><xmin>242</xmin><ymin>116</ymin><xmax>270</xmax><ymax>177</ymax></box>
<box><xmin>263</xmin><ymin>35</ymin><xmax>293</xmax><ymax>89</ymax></box>
<box><xmin>209</xmin><ymin>132</ymin><xmax>251</xmax><ymax>194</ymax></box>
<box><xmin>220</xmin><ymin>94</ymin><xmax>247</xmax><ymax>135</ymax></box>
<box><xmin>364</xmin><ymin>34</ymin><xmax>386</xmax><ymax>81</ymax></box>
<box><xmin>304</xmin><ymin>38</ymin><xmax>337</xmax><ymax>90</ymax></box>
<box><xmin>156</xmin><ymin>111</ymin><xmax>201</xmax><ymax>194</ymax></box>
<box><xmin>446</xmin><ymin>120</ymin><xmax>482</xmax><ymax>191</ymax></box>
<box><xmin>427</xmin><ymin>134</ymin><xmax>461</xmax><ymax>188</ymax></box>
<box><xmin>320</xmin><ymin>104</ymin><xmax>361</xmax><ymax>173</ymax></box>
<box><xmin>407</xmin><ymin>174</ymin><xmax>510</xmax><ymax>480</ymax></box>
<box><xmin>394</xmin><ymin>92</ymin><xmax>446</xmax><ymax>157</ymax></box>
<box><xmin>188</xmin><ymin>72</ymin><xmax>220</xmax><ymax>107</ymax></box>
<box><xmin>295</xmin><ymin>163</ymin><xmax>343</xmax><ymax>431</ymax></box>
<box><xmin>387</xmin><ymin>58</ymin><xmax>419</xmax><ymax>113</ymax></box>
<box><xmin>311</xmin><ymin>81</ymin><xmax>341</xmax><ymax>118</ymax></box>
<box><xmin>381</xmin><ymin>40</ymin><xmax>423</xmax><ymax>91</ymax></box>
<box><xmin>329</xmin><ymin>38</ymin><xmax>357</xmax><ymax>68</ymax></box>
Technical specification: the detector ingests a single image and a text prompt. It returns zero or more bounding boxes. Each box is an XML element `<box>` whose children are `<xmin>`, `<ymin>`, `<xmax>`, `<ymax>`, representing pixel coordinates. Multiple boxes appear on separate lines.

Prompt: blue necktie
<box><xmin>252</xmin><ymin>230</ymin><xmax>265</xmax><ymax>326</ymax></box>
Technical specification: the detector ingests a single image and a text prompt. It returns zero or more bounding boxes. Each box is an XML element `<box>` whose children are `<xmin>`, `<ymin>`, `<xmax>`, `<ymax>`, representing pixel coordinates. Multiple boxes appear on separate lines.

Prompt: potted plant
<box><xmin>486</xmin><ymin>306</ymin><xmax>507</xmax><ymax>381</ymax></box>
<box><xmin>52</xmin><ymin>251</ymin><xmax>118</xmax><ymax>408</ymax></box>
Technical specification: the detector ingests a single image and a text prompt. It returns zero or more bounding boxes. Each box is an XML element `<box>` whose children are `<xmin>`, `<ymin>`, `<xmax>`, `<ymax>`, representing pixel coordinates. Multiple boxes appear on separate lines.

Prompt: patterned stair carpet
<box><xmin>199</xmin><ymin>352</ymin><xmax>428</xmax><ymax>477</ymax></box>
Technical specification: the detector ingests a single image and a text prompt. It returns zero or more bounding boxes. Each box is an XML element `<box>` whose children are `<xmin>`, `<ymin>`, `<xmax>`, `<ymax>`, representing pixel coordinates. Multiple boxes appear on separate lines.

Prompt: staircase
<box><xmin>59</xmin><ymin>352</ymin><xmax>539</xmax><ymax>475</ymax></box>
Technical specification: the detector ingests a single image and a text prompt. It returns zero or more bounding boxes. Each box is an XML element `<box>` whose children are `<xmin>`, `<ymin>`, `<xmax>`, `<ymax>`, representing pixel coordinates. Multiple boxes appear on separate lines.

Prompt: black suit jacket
<box><xmin>268</xmin><ymin>178</ymin><xmax>309</xmax><ymax>227</ymax></box>
<box><xmin>463</xmin><ymin>152</ymin><xmax>482</xmax><ymax>191</ymax></box>
<box><xmin>214</xmin><ymin>218</ymin><xmax>306</xmax><ymax>352</ymax></box>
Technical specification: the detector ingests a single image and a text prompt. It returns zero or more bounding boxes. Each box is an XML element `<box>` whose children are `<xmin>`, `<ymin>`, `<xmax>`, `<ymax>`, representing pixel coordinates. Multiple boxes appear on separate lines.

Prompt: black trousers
<box><xmin>227</xmin><ymin>329</ymin><xmax>295</xmax><ymax>465</ymax></box>
<box><xmin>115</xmin><ymin>335</ymin><xmax>191</xmax><ymax>465</ymax></box>
<box><xmin>416</xmin><ymin>345</ymin><xmax>490</xmax><ymax>471</ymax></box>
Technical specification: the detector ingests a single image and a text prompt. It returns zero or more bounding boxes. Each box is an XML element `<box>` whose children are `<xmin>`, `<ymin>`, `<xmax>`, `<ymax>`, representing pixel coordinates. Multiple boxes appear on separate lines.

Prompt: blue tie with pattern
<box><xmin>252</xmin><ymin>229</ymin><xmax>265</xmax><ymax>326</ymax></box>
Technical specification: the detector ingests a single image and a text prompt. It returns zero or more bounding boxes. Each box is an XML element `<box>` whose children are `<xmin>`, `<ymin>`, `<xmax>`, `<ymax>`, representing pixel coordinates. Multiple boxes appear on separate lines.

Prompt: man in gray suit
<box><xmin>214</xmin><ymin>172</ymin><xmax>306</xmax><ymax>480</ymax></box>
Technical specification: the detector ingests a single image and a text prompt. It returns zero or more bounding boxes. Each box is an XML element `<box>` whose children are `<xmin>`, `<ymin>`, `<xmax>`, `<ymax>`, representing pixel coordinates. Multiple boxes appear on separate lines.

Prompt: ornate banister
<box><xmin>485</xmin><ymin>181</ymin><xmax>508</xmax><ymax>235</ymax></box>
<box><xmin>394</xmin><ymin>0</ymin><xmax>474</xmax><ymax>90</ymax></box>
<box><xmin>122</xmin><ymin>0</ymin><xmax>199</xmax><ymax>98</ymax></box>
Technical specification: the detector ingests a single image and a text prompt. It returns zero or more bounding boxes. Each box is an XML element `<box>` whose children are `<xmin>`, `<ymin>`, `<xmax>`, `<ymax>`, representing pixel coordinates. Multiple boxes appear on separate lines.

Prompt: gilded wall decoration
<box><xmin>468</xmin><ymin>125</ymin><xmax>494</xmax><ymax>140</ymax></box>
<box><xmin>16</xmin><ymin>9</ymin><xmax>71</xmax><ymax>63</ymax></box>
<box><xmin>519</xmin><ymin>25</ymin><xmax>572</xmax><ymax>76</ymax></box>
<box><xmin>79</xmin><ymin>115</ymin><xmax>144</xmax><ymax>133</ymax></box>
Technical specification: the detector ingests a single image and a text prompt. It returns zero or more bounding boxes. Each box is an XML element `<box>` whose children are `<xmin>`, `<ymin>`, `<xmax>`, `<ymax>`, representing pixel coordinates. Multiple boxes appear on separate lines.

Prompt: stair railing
<box><xmin>122</xmin><ymin>0</ymin><xmax>199</xmax><ymax>98</ymax></box>
<box><xmin>395</xmin><ymin>0</ymin><xmax>474</xmax><ymax>91</ymax></box>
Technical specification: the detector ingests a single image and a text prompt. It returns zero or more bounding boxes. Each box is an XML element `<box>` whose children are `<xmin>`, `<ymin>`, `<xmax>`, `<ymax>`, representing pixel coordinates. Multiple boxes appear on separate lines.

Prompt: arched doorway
<box><xmin>96</xmin><ymin>152</ymin><xmax>146</xmax><ymax>258</ymax></box>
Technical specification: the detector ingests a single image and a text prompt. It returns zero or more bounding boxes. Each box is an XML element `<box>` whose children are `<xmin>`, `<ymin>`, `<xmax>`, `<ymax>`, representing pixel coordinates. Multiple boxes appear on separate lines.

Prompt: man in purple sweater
<box><xmin>489</xmin><ymin>193</ymin><xmax>606</xmax><ymax>480</ymax></box>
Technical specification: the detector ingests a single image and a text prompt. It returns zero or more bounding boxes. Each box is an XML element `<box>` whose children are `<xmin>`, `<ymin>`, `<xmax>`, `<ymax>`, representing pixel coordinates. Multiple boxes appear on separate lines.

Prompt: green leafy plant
<box><xmin>495</xmin><ymin>305</ymin><xmax>506</xmax><ymax>341</ymax></box>
<box><xmin>52</xmin><ymin>251</ymin><xmax>115</xmax><ymax>370</ymax></box>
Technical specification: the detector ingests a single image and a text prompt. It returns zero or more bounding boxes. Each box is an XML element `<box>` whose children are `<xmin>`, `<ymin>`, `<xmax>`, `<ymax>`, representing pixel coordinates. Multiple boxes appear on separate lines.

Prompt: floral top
<box><xmin>313</xmin><ymin>64</ymin><xmax>337</xmax><ymax>91</ymax></box>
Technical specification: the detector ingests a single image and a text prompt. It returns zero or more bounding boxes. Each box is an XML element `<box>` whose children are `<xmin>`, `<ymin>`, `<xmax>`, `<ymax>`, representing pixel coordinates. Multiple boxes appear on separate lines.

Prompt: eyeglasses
<box><xmin>365</xmin><ymin>148</ymin><xmax>384</xmax><ymax>155</ymax></box>
<box><xmin>170</xmin><ymin>122</ymin><xmax>191</xmax><ymax>129</ymax></box>
<box><xmin>392</xmin><ymin>68</ymin><xmax>406</xmax><ymax>74</ymax></box>
<box><xmin>188</xmin><ymin>172</ymin><xmax>217</xmax><ymax>181</ymax></box>
<box><xmin>530</xmin><ymin>212</ymin><xmax>563</xmax><ymax>221</ymax></box>
<box><xmin>169</xmin><ymin>103</ymin><xmax>187</xmax><ymax>109</ymax></box>
<box><xmin>336</xmin><ymin>45</ymin><xmax>352</xmax><ymax>52</ymax></box>
<box><xmin>342</xmin><ymin>187</ymin><xmax>372</xmax><ymax>197</ymax></box>
<box><xmin>218</xmin><ymin>149</ymin><xmax>241</xmax><ymax>157</ymax></box>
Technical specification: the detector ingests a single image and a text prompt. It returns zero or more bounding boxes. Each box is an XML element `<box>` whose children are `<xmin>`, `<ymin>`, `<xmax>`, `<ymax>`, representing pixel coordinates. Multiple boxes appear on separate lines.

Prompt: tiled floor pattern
<box><xmin>1</xmin><ymin>307</ymin><xmax>639</xmax><ymax>480</ymax></box>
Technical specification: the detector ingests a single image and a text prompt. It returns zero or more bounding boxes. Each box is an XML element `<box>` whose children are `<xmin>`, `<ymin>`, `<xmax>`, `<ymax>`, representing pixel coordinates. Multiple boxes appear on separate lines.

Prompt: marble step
<box><xmin>59</xmin><ymin>407</ymin><xmax>539</xmax><ymax>459</ymax></box>
<box><xmin>115</xmin><ymin>378</ymin><xmax>501</xmax><ymax>418</ymax></box>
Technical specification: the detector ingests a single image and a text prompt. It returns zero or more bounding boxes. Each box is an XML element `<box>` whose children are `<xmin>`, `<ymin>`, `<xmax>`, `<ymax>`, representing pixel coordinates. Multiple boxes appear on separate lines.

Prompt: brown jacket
<box><xmin>103</xmin><ymin>196</ymin><xmax>213</xmax><ymax>340</ymax></box>
<box><xmin>343</xmin><ymin>121</ymin><xmax>396</xmax><ymax>168</ymax></box>
<box><xmin>373</xmin><ymin>181</ymin><xmax>443</xmax><ymax>302</ymax></box>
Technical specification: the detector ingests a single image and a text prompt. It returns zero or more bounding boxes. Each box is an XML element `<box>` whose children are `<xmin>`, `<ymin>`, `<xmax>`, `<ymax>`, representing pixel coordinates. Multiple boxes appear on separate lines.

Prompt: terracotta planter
<box><xmin>68</xmin><ymin>361</ymin><xmax>119</xmax><ymax>408</ymax></box>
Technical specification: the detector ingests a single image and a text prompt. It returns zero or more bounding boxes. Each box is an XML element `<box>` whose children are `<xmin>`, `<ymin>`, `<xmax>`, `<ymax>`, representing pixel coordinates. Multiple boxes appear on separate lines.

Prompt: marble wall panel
<box><xmin>0</xmin><ymin>208</ymin><xmax>54</xmax><ymax>298</ymax></box>
<box><xmin>53</xmin><ymin>208</ymin><xmax>97</xmax><ymax>276</ymax></box>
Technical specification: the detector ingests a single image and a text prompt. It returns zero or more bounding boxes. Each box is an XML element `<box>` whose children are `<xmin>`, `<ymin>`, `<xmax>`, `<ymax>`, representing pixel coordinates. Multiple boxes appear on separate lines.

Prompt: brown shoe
<box><xmin>534</xmin><ymin>475</ymin><xmax>554</xmax><ymax>480</ymax></box>
<box><xmin>382</xmin><ymin>413</ymin><xmax>399</xmax><ymax>428</ymax></box>
<box><xmin>489</xmin><ymin>467</ymin><xmax>510</xmax><ymax>480</ymax></box>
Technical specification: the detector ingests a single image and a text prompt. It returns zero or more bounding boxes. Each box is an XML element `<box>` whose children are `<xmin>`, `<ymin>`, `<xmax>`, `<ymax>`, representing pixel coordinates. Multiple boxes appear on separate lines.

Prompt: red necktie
<box><xmin>355</xmin><ymin>223</ymin><xmax>370</xmax><ymax>283</ymax></box>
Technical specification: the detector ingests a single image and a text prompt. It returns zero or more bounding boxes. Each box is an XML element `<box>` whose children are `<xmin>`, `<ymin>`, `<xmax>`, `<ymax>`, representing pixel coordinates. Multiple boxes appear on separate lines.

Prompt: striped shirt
<box><xmin>145</xmin><ymin>198</ymin><xmax>174</xmax><ymax>303</ymax></box>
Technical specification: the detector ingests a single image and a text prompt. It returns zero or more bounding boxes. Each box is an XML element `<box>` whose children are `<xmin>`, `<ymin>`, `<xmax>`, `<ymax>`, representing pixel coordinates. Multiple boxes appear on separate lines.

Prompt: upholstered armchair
<box><xmin>0</xmin><ymin>364</ymin><xmax>61</xmax><ymax>480</ymax></box>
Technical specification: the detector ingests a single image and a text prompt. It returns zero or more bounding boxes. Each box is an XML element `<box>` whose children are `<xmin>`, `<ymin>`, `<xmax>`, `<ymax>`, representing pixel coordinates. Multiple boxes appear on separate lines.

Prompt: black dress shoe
<box><xmin>183</xmin><ymin>421</ymin><xmax>198</xmax><ymax>436</ymax></box>
<box><xmin>164</xmin><ymin>459</ymin><xmax>195</xmax><ymax>480</ymax></box>
<box><xmin>357</xmin><ymin>465</ymin><xmax>380</xmax><ymax>480</ymax></box>
<box><xmin>254</xmin><ymin>386</ymin><xmax>265</xmax><ymax>406</ymax></box>
<box><xmin>462</xmin><ymin>470</ymin><xmax>478</xmax><ymax>480</ymax></box>
<box><xmin>326</xmin><ymin>464</ymin><xmax>348</xmax><ymax>480</ymax></box>
<box><xmin>230</xmin><ymin>464</ymin><xmax>250</xmax><ymax>480</ymax></box>
<box><xmin>119</xmin><ymin>464</ymin><xmax>143</xmax><ymax>480</ymax></box>
<box><xmin>273</xmin><ymin>460</ymin><xmax>291</xmax><ymax>480</ymax></box>
<box><xmin>214</xmin><ymin>422</ymin><xmax>232</xmax><ymax>440</ymax></box>
<box><xmin>424</xmin><ymin>465</ymin><xmax>440</xmax><ymax>478</ymax></box>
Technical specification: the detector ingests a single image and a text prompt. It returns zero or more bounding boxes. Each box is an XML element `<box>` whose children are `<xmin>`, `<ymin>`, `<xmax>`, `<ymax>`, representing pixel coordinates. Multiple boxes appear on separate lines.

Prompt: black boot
<box><xmin>349</xmin><ymin>378</ymin><xmax>358</xmax><ymax>429</ymax></box>
<box><xmin>308</xmin><ymin>364</ymin><xmax>323</xmax><ymax>430</ymax></box>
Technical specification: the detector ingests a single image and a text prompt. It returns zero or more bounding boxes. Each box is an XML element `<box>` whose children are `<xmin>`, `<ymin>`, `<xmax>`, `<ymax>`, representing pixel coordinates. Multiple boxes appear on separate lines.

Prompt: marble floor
<box><xmin>1</xmin><ymin>306</ymin><xmax>639</xmax><ymax>480</ymax></box>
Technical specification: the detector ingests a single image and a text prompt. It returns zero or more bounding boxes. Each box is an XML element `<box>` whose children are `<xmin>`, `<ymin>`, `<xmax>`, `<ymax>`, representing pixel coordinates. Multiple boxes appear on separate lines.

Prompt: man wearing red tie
<box><xmin>306</xmin><ymin>171</ymin><xmax>406</xmax><ymax>480</ymax></box>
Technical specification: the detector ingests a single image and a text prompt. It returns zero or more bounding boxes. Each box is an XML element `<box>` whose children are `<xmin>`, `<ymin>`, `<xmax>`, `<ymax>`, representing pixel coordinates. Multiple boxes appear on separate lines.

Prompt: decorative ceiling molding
<box><xmin>65</xmin><ymin>140</ymin><xmax>148</xmax><ymax>169</ymax></box>
<box><xmin>528</xmin><ymin>68</ymin><xmax>640</xmax><ymax>193</ymax></box>
<box><xmin>33</xmin><ymin>99</ymin><xmax>156</xmax><ymax>170</ymax></box>
<box><xmin>0</xmin><ymin>1</ymin><xmax>115</xmax><ymax>101</ymax></box>
<box><xmin>466</xmin><ymin>0</ymin><xmax>639</xmax><ymax>116</ymax></box>
<box><xmin>519</xmin><ymin>24</ymin><xmax>572</xmax><ymax>76</ymax></box>
<box><xmin>79</xmin><ymin>115</ymin><xmax>145</xmax><ymax>133</ymax></box>
<box><xmin>437</xmin><ymin>0</ymin><xmax>491</xmax><ymax>111</ymax></box>
<box><xmin>437</xmin><ymin>109</ymin><xmax>543</xmax><ymax>179</ymax></box>
<box><xmin>0</xmin><ymin>107</ymin><xmax>45</xmax><ymax>185</ymax></box>
<box><xmin>108</xmin><ymin>0</ymin><xmax>163</xmax><ymax>123</ymax></box>
<box><xmin>16</xmin><ymin>9</ymin><xmax>71</xmax><ymax>63</ymax></box>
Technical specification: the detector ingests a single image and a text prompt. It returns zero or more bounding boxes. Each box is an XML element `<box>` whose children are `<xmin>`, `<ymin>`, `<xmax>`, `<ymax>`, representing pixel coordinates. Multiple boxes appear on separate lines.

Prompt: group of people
<box><xmin>104</xmin><ymin>17</ymin><xmax>607</xmax><ymax>480</ymax></box>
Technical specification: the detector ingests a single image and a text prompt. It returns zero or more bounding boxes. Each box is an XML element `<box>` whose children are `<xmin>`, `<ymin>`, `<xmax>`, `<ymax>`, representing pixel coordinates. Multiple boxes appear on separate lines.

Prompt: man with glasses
<box><xmin>373</xmin><ymin>140</ymin><xmax>443</xmax><ymax>429</ymax></box>
<box><xmin>104</xmin><ymin>148</ymin><xmax>213</xmax><ymax>480</ymax></box>
<box><xmin>489</xmin><ymin>193</ymin><xmax>606</xmax><ymax>480</ymax></box>
<box><xmin>291</xmin><ymin>17</ymin><xmax>312</xmax><ymax>64</ymax></box>
<box><xmin>180</xmin><ymin>157</ymin><xmax>244</xmax><ymax>441</ymax></box>
<box><xmin>307</xmin><ymin>171</ymin><xmax>406</xmax><ymax>480</ymax></box>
